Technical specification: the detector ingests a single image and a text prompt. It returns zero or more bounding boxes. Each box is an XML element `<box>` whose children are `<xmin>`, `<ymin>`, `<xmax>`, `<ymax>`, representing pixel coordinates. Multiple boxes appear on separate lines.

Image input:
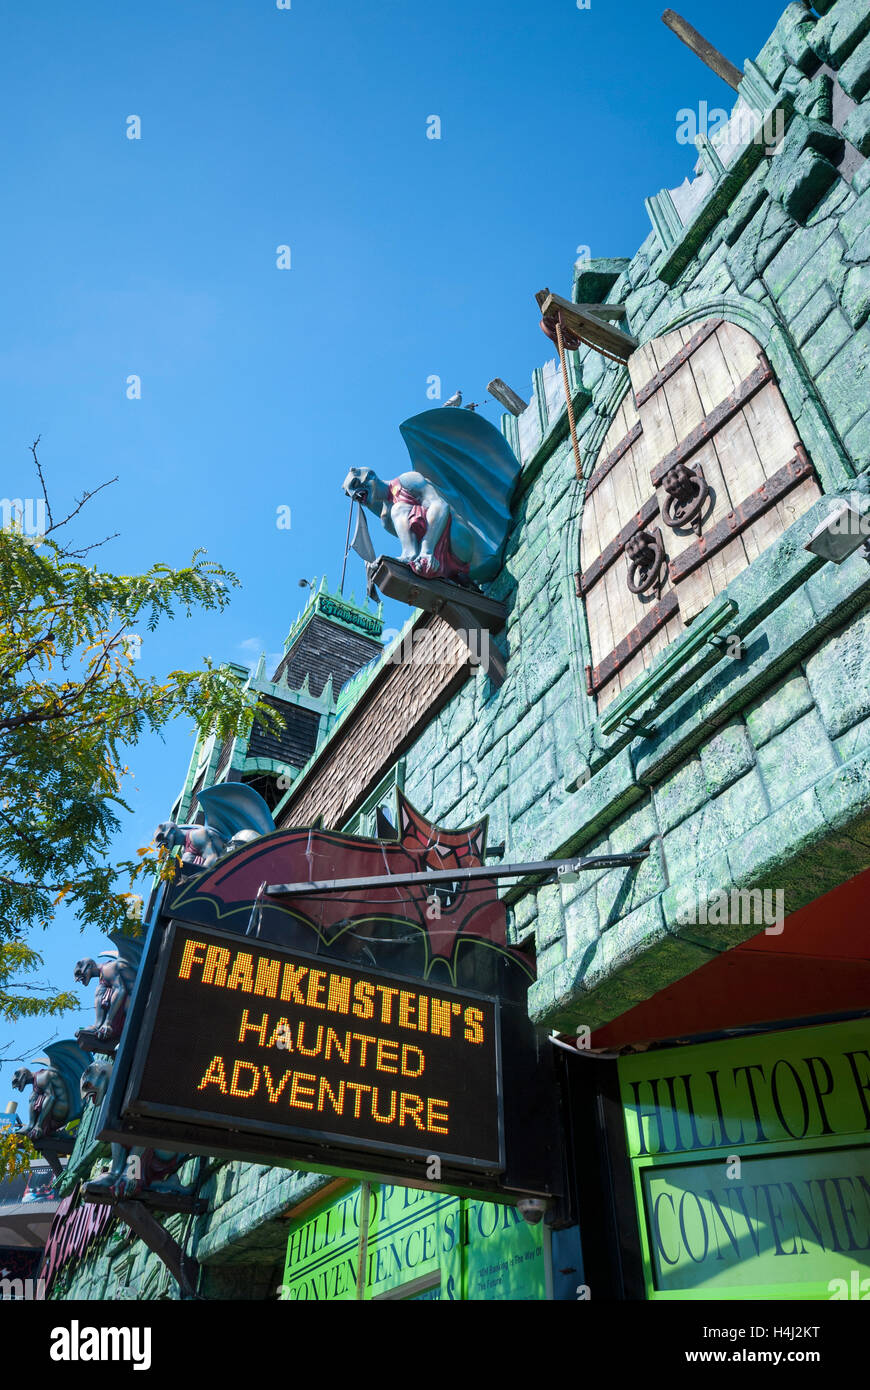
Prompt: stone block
<box><xmin>757</xmin><ymin>708</ymin><xmax>839</xmax><ymax>808</ymax></box>
<box><xmin>817</xmin><ymin>327</ymin><xmax>870</xmax><ymax>435</ymax></box>
<box><xmin>841</xmin><ymin>186</ymin><xmax>870</xmax><ymax>259</ymax></box>
<box><xmin>698</xmin><ymin>718</ymin><xmax>756</xmax><ymax>795</ymax></box>
<box><xmin>805</xmin><ymin>606</ymin><xmax>870</xmax><ymax>737</ymax></box>
<box><xmin>727</xmin><ymin>196</ymin><xmax>794</xmax><ymax>292</ymax></box>
<box><xmin>563</xmin><ymin>887</ymin><xmax>600</xmax><ymax>957</ymax></box>
<box><xmin>662</xmin><ymin>797</ymin><xmax>724</xmax><ymax>883</ymax></box>
<box><xmin>842</xmin><ymin>263</ymin><xmax>870</xmax><ymax>329</ymax></box>
<box><xmin>765</xmin><ymin>218</ymin><xmax>844</xmax><ymax>301</ymax></box>
<box><xmin>839</xmin><ymin>30</ymin><xmax>870</xmax><ymax>99</ymax></box>
<box><xmin>846</xmin><ymin>410</ymin><xmax>870</xmax><ymax>469</ymax></box>
<box><xmin>791</xmin><ymin>282</ymin><xmax>838</xmax><ymax>344</ymax></box>
<box><xmin>844</xmin><ymin>103</ymin><xmax>870</xmax><ymax>160</ymax></box>
<box><xmin>570</xmin><ymin>747</ymin><xmax>642</xmax><ymax>848</ymax></box>
<box><xmin>853</xmin><ymin>159</ymin><xmax>870</xmax><ymax>195</ymax></box>
<box><xmin>536</xmin><ymin>937</ymin><xmax>567</xmax><ymax>976</ymax></box>
<box><xmin>509</xmin><ymin>747</ymin><xmax>558</xmax><ymax>820</ymax></box>
<box><xmin>801</xmin><ymin>304</ymin><xmax>854</xmax><ymax>373</ymax></box>
<box><xmin>755</xmin><ymin>30</ymin><xmax>792</xmax><ymax>87</ymax></box>
<box><xmin>745</xmin><ymin>670</ymin><xmax>815</xmax><ymax>746</ymax></box>
<box><xmin>795</xmin><ymin>71</ymin><xmax>835</xmax><ymax>121</ymax></box>
<box><xmin>835</xmin><ymin>709</ymin><xmax>870</xmax><ymax>760</ymax></box>
<box><xmin>778</xmin><ymin>230</ymin><xmax>848</xmax><ymax>318</ymax></box>
<box><xmin>805</xmin><ymin>535</ymin><xmax>870</xmax><ymax>633</ymax></box>
<box><xmin>608</xmin><ymin>795</ymin><xmax>658</xmax><ymax>853</ymax></box>
<box><xmin>652</xmin><ymin>756</ymin><xmax>708</xmax><ymax>834</ymax></box>
<box><xmin>715</xmin><ymin>767</ymin><xmax>771</xmax><ymax>841</ymax></box>
<box><xmin>814</xmin><ymin>745</ymin><xmax>870</xmax><ymax>839</ymax></box>
<box><xmin>535</xmin><ymin>882</ymin><xmax>565</xmax><ymax>949</ymax></box>
<box><xmin>661</xmin><ymin>848</ymin><xmax>753</xmax><ymax>951</ymax></box>
<box><xmin>810</xmin><ymin>0</ymin><xmax>870</xmax><ymax>67</ymax></box>
<box><xmin>778</xmin><ymin>1</ymin><xmax>823</xmax><ymax>73</ymax></box>
<box><xmin>724</xmin><ymin>782</ymin><xmax>850</xmax><ymax>913</ymax></box>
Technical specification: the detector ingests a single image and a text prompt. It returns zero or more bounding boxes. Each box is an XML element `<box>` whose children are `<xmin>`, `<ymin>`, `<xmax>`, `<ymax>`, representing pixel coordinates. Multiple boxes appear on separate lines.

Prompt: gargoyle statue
<box><xmin>12</xmin><ymin>1040</ymin><xmax>92</xmax><ymax>1142</ymax></box>
<box><xmin>80</xmin><ymin>1060</ymin><xmax>190</xmax><ymax>1198</ymax></box>
<box><xmin>343</xmin><ymin>406</ymin><xmax>520</xmax><ymax>584</ymax></box>
<box><xmin>154</xmin><ymin>780</ymin><xmax>276</xmax><ymax>870</ymax></box>
<box><xmin>74</xmin><ymin>931</ymin><xmax>144</xmax><ymax>1044</ymax></box>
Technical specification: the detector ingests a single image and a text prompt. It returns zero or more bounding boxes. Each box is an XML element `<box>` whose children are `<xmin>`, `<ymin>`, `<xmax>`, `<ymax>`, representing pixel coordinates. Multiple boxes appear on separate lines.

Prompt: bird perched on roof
<box><xmin>442</xmin><ymin>389</ymin><xmax>462</xmax><ymax>408</ymax></box>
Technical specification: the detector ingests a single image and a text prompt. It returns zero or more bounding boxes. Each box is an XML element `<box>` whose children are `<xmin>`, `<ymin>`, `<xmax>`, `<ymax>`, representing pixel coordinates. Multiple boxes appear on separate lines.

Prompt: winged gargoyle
<box><xmin>80</xmin><ymin>1059</ymin><xmax>190</xmax><ymax>1197</ymax></box>
<box><xmin>343</xmin><ymin>406</ymin><xmax>521</xmax><ymax>585</ymax></box>
<box><xmin>154</xmin><ymin>780</ymin><xmax>276</xmax><ymax>870</ymax></box>
<box><xmin>74</xmin><ymin>930</ymin><xmax>145</xmax><ymax>1044</ymax></box>
<box><xmin>12</xmin><ymin>1040</ymin><xmax>92</xmax><ymax>1141</ymax></box>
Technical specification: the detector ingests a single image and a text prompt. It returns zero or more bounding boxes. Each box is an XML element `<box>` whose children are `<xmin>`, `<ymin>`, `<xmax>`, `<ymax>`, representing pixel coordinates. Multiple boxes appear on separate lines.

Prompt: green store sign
<box><xmin>619</xmin><ymin>1019</ymin><xmax>870</xmax><ymax>1300</ymax></box>
<box><xmin>279</xmin><ymin>1184</ymin><xmax>547</xmax><ymax>1301</ymax></box>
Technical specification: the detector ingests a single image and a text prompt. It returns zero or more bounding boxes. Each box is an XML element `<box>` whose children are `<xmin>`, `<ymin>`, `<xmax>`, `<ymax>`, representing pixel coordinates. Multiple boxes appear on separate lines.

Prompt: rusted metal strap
<box><xmin>585</xmin><ymin>419</ymin><xmax>644</xmax><ymax>498</ymax></box>
<box><xmin>669</xmin><ymin>447</ymin><xmax>814</xmax><ymax>584</ymax></box>
<box><xmin>634</xmin><ymin>318</ymin><xmax>724</xmax><ymax>407</ymax></box>
<box><xmin>650</xmin><ymin>356</ymin><xmax>774</xmax><ymax>486</ymax></box>
<box><xmin>586</xmin><ymin>591</ymin><xmax>680</xmax><ymax>694</ymax></box>
<box><xmin>577</xmin><ymin>496</ymin><xmax>660</xmax><ymax>594</ymax></box>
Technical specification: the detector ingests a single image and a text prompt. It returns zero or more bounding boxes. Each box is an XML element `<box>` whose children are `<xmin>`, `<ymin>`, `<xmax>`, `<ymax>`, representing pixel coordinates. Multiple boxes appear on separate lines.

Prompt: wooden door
<box><xmin>579</xmin><ymin>319</ymin><xmax>821</xmax><ymax>713</ymax></box>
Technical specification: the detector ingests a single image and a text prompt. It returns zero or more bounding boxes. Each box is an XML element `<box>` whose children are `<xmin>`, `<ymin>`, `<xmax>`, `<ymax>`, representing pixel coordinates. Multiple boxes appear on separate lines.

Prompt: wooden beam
<box><xmin>371</xmin><ymin>556</ymin><xmax>506</xmax><ymax>632</ymax></box>
<box><xmin>536</xmin><ymin>289</ymin><xmax>638</xmax><ymax>363</ymax></box>
<box><xmin>487</xmin><ymin>378</ymin><xmax>528</xmax><ymax>416</ymax></box>
<box><xmin>574</xmin><ymin>302</ymin><xmax>627</xmax><ymax>320</ymax></box>
<box><xmin>662</xmin><ymin>10</ymin><xmax>744</xmax><ymax>91</ymax></box>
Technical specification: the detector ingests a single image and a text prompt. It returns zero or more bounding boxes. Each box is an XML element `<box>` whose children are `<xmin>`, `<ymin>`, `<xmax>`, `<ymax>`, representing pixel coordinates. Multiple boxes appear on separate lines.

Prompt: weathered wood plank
<box><xmin>634</xmin><ymin>318</ymin><xmax>723</xmax><ymax>406</ymax></box>
<box><xmin>649</xmin><ymin>358</ymin><xmax>774</xmax><ymax>485</ymax></box>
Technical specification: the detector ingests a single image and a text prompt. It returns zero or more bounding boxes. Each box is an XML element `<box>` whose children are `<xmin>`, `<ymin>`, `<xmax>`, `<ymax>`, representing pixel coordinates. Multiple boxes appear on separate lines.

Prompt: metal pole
<box><xmin>265</xmin><ymin>851</ymin><xmax>650</xmax><ymax>897</ymax></box>
<box><xmin>339</xmin><ymin>496</ymin><xmax>354</xmax><ymax>596</ymax></box>
<box><xmin>355</xmin><ymin>1182</ymin><xmax>371</xmax><ymax>1301</ymax></box>
<box><xmin>661</xmin><ymin>10</ymin><xmax>744</xmax><ymax>90</ymax></box>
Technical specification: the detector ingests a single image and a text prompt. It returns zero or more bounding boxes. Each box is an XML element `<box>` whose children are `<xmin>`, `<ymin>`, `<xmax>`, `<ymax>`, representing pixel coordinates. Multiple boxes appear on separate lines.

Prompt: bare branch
<box><xmin>45</xmin><ymin>476</ymin><xmax>119</xmax><ymax>537</ymax></box>
<box><xmin>29</xmin><ymin>436</ymin><xmax>53</xmax><ymax>529</ymax></box>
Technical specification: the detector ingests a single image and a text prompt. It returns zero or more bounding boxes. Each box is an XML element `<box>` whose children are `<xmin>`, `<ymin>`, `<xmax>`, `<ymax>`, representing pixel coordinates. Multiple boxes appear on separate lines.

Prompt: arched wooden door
<box><xmin>579</xmin><ymin>319</ymin><xmax>822</xmax><ymax>713</ymax></box>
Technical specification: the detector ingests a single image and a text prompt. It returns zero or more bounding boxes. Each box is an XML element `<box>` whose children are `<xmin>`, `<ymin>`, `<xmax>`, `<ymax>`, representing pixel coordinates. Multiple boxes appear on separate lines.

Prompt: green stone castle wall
<box><xmin>49</xmin><ymin>0</ymin><xmax>870</xmax><ymax>1299</ymax></box>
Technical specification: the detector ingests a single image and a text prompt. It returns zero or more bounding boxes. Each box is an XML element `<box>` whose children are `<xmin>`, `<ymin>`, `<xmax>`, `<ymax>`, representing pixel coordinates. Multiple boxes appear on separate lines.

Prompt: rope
<box><xmin>555</xmin><ymin>315</ymin><xmax>584</xmax><ymax>481</ymax></box>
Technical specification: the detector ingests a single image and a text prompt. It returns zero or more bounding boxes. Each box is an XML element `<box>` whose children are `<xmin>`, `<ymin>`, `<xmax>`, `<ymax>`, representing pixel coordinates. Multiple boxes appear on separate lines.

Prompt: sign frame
<box><xmin>101</xmin><ymin>917</ymin><xmax>519</xmax><ymax>1192</ymax></box>
<box><xmin>618</xmin><ymin>1019</ymin><xmax>870</xmax><ymax>1301</ymax></box>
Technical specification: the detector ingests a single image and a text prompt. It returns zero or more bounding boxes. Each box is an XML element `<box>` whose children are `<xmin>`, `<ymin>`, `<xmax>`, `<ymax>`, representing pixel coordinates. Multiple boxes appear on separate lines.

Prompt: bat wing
<box><xmin>197</xmin><ymin>782</ymin><xmax>277</xmax><ymax>840</ymax></box>
<box><xmin>107</xmin><ymin>930</ymin><xmax>145</xmax><ymax>974</ymax></box>
<box><xmin>43</xmin><ymin>1040</ymin><xmax>93</xmax><ymax>1123</ymax></box>
<box><xmin>398</xmin><ymin>408</ymin><xmax>521</xmax><ymax>581</ymax></box>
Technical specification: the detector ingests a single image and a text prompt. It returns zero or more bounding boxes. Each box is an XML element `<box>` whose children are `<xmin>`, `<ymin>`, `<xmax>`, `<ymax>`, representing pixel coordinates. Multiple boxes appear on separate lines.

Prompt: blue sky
<box><xmin>1</xmin><ymin>0</ymin><xmax>790</xmax><ymax>1078</ymax></box>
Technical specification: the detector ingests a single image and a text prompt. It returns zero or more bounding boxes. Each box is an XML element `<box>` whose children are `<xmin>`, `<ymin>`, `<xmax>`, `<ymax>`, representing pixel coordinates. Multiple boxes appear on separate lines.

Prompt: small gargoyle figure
<box><xmin>154</xmin><ymin>781</ymin><xmax>277</xmax><ymax>871</ymax></box>
<box><xmin>343</xmin><ymin>467</ymin><xmax>476</xmax><ymax>581</ymax></box>
<box><xmin>343</xmin><ymin>407</ymin><xmax>521</xmax><ymax>584</ymax></box>
<box><xmin>11</xmin><ymin>1041</ymin><xmax>91</xmax><ymax>1142</ymax></box>
<box><xmin>81</xmin><ymin>1060</ymin><xmax>188</xmax><ymax>1197</ymax></box>
<box><xmin>74</xmin><ymin>932</ymin><xmax>144</xmax><ymax>1044</ymax></box>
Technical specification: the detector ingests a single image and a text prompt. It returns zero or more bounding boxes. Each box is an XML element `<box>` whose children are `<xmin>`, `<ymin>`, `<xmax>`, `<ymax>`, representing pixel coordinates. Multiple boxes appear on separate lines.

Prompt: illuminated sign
<box><xmin>619</xmin><ymin>1019</ymin><xmax>870</xmax><ymax>1299</ymax></box>
<box><xmin>112</xmin><ymin>922</ymin><xmax>503</xmax><ymax>1175</ymax></box>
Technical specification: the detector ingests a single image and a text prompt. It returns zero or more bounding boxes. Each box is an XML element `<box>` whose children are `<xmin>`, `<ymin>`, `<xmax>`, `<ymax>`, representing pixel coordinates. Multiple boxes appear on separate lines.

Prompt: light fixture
<box><xmin>803</xmin><ymin>500</ymin><xmax>870</xmax><ymax>564</ymax></box>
